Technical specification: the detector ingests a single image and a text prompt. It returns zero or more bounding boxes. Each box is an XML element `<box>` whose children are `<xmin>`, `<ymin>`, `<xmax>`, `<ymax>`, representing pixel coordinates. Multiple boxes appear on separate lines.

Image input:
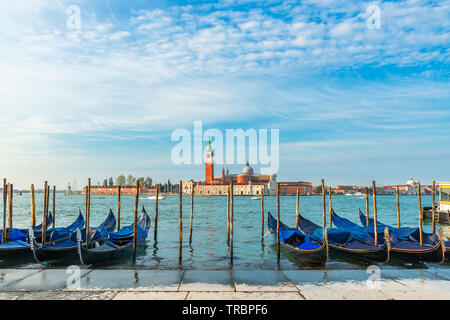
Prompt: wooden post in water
<box><xmin>154</xmin><ymin>184</ymin><xmax>159</xmax><ymax>240</ymax></box>
<box><xmin>117</xmin><ymin>185</ymin><xmax>121</xmax><ymax>230</ymax></box>
<box><xmin>432</xmin><ymin>181</ymin><xmax>436</xmax><ymax>234</ymax></box>
<box><xmin>329</xmin><ymin>188</ymin><xmax>332</xmax><ymax>228</ymax></box>
<box><xmin>227</xmin><ymin>186</ymin><xmax>230</xmax><ymax>244</ymax></box>
<box><xmin>133</xmin><ymin>180</ymin><xmax>139</xmax><ymax>262</ymax></box>
<box><xmin>42</xmin><ymin>181</ymin><xmax>48</xmax><ymax>243</ymax></box>
<box><xmin>261</xmin><ymin>188</ymin><xmax>265</xmax><ymax>238</ymax></box>
<box><xmin>46</xmin><ymin>185</ymin><xmax>50</xmax><ymax>223</ymax></box>
<box><xmin>276</xmin><ymin>182</ymin><xmax>280</xmax><ymax>259</ymax></box>
<box><xmin>178</xmin><ymin>181</ymin><xmax>183</xmax><ymax>264</ymax></box>
<box><xmin>30</xmin><ymin>184</ymin><xmax>36</xmax><ymax>228</ymax></box>
<box><xmin>295</xmin><ymin>189</ymin><xmax>299</xmax><ymax>229</ymax></box>
<box><xmin>418</xmin><ymin>183</ymin><xmax>423</xmax><ymax>246</ymax></box>
<box><xmin>372</xmin><ymin>181</ymin><xmax>378</xmax><ymax>246</ymax></box>
<box><xmin>396</xmin><ymin>186</ymin><xmax>400</xmax><ymax>228</ymax></box>
<box><xmin>230</xmin><ymin>181</ymin><xmax>234</xmax><ymax>264</ymax></box>
<box><xmin>52</xmin><ymin>186</ymin><xmax>56</xmax><ymax>228</ymax></box>
<box><xmin>189</xmin><ymin>183</ymin><xmax>194</xmax><ymax>243</ymax></box>
<box><xmin>8</xmin><ymin>184</ymin><xmax>13</xmax><ymax>230</ymax></box>
<box><xmin>2</xmin><ymin>179</ymin><xmax>6</xmax><ymax>243</ymax></box>
<box><xmin>321</xmin><ymin>179</ymin><xmax>327</xmax><ymax>232</ymax></box>
<box><xmin>85</xmin><ymin>179</ymin><xmax>91</xmax><ymax>248</ymax></box>
<box><xmin>365</xmin><ymin>187</ymin><xmax>369</xmax><ymax>227</ymax></box>
<box><xmin>321</xmin><ymin>179</ymin><xmax>326</xmax><ymax>240</ymax></box>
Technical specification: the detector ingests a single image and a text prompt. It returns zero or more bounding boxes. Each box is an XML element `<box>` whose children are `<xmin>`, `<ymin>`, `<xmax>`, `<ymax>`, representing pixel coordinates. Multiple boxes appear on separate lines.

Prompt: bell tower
<box><xmin>205</xmin><ymin>140</ymin><xmax>214</xmax><ymax>184</ymax></box>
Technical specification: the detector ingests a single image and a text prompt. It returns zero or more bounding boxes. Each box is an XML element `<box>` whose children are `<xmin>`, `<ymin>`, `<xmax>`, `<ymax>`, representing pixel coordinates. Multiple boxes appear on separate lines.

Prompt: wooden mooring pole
<box><xmin>365</xmin><ymin>187</ymin><xmax>369</xmax><ymax>227</ymax></box>
<box><xmin>42</xmin><ymin>181</ymin><xmax>48</xmax><ymax>243</ymax></box>
<box><xmin>178</xmin><ymin>181</ymin><xmax>183</xmax><ymax>264</ymax></box>
<box><xmin>329</xmin><ymin>188</ymin><xmax>332</xmax><ymax>228</ymax></box>
<box><xmin>432</xmin><ymin>181</ymin><xmax>436</xmax><ymax>234</ymax></box>
<box><xmin>133</xmin><ymin>180</ymin><xmax>139</xmax><ymax>262</ymax></box>
<box><xmin>321</xmin><ymin>179</ymin><xmax>326</xmax><ymax>243</ymax></box>
<box><xmin>8</xmin><ymin>184</ymin><xmax>13</xmax><ymax>230</ymax></box>
<box><xmin>52</xmin><ymin>186</ymin><xmax>56</xmax><ymax>228</ymax></box>
<box><xmin>227</xmin><ymin>185</ymin><xmax>230</xmax><ymax>244</ymax></box>
<box><xmin>46</xmin><ymin>185</ymin><xmax>50</xmax><ymax>223</ymax></box>
<box><xmin>85</xmin><ymin>179</ymin><xmax>91</xmax><ymax>248</ymax></box>
<box><xmin>230</xmin><ymin>181</ymin><xmax>234</xmax><ymax>264</ymax></box>
<box><xmin>321</xmin><ymin>179</ymin><xmax>326</xmax><ymax>237</ymax></box>
<box><xmin>276</xmin><ymin>182</ymin><xmax>280</xmax><ymax>262</ymax></box>
<box><xmin>396</xmin><ymin>186</ymin><xmax>400</xmax><ymax>228</ymax></box>
<box><xmin>372</xmin><ymin>181</ymin><xmax>378</xmax><ymax>246</ymax></box>
<box><xmin>154</xmin><ymin>184</ymin><xmax>159</xmax><ymax>240</ymax></box>
<box><xmin>30</xmin><ymin>184</ymin><xmax>36</xmax><ymax>228</ymax></box>
<box><xmin>2</xmin><ymin>179</ymin><xmax>6</xmax><ymax>244</ymax></box>
<box><xmin>117</xmin><ymin>185</ymin><xmax>121</xmax><ymax>230</ymax></box>
<box><xmin>295</xmin><ymin>188</ymin><xmax>299</xmax><ymax>229</ymax></box>
<box><xmin>189</xmin><ymin>184</ymin><xmax>194</xmax><ymax>243</ymax></box>
<box><xmin>418</xmin><ymin>183</ymin><xmax>423</xmax><ymax>246</ymax></box>
<box><xmin>261</xmin><ymin>188</ymin><xmax>265</xmax><ymax>238</ymax></box>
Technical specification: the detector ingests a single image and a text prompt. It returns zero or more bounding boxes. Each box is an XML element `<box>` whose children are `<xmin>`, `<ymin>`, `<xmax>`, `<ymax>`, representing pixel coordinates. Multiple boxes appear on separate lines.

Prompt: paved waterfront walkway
<box><xmin>0</xmin><ymin>268</ymin><xmax>449</xmax><ymax>300</ymax></box>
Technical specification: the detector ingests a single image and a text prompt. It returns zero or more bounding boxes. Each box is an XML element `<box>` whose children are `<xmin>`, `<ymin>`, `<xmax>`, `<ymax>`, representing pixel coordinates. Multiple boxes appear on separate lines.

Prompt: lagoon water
<box><xmin>2</xmin><ymin>193</ymin><xmax>449</xmax><ymax>270</ymax></box>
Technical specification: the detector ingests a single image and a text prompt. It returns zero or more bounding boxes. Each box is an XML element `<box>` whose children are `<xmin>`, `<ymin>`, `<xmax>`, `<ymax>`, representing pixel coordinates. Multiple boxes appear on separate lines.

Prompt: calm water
<box><xmin>2</xmin><ymin>193</ymin><xmax>449</xmax><ymax>270</ymax></box>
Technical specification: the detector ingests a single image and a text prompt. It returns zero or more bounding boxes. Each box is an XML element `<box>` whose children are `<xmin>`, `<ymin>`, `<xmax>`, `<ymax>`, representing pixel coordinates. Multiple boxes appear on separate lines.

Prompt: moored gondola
<box><xmin>298</xmin><ymin>212</ymin><xmax>389</xmax><ymax>262</ymax></box>
<box><xmin>267</xmin><ymin>212</ymin><xmax>328</xmax><ymax>264</ymax></box>
<box><xmin>331</xmin><ymin>210</ymin><xmax>445</xmax><ymax>263</ymax></box>
<box><xmin>77</xmin><ymin>207</ymin><xmax>151</xmax><ymax>265</ymax></box>
<box><xmin>30</xmin><ymin>209</ymin><xmax>116</xmax><ymax>262</ymax></box>
<box><xmin>0</xmin><ymin>211</ymin><xmax>84</xmax><ymax>261</ymax></box>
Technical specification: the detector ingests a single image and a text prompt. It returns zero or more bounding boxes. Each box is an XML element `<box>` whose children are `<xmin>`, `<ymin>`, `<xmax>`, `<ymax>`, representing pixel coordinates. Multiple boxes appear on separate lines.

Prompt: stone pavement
<box><xmin>0</xmin><ymin>268</ymin><xmax>449</xmax><ymax>300</ymax></box>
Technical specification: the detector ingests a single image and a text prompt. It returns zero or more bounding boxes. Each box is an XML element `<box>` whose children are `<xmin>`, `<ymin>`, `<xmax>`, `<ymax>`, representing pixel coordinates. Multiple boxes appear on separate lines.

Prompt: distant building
<box><xmin>183</xmin><ymin>140</ymin><xmax>312</xmax><ymax>196</ymax></box>
<box><xmin>82</xmin><ymin>185</ymin><xmax>156</xmax><ymax>195</ymax></box>
<box><xmin>278</xmin><ymin>182</ymin><xmax>313</xmax><ymax>195</ymax></box>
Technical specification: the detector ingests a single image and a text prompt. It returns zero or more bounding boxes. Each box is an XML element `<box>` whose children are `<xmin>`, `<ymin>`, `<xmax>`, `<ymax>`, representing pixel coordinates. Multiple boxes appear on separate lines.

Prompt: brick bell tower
<box><xmin>205</xmin><ymin>139</ymin><xmax>214</xmax><ymax>184</ymax></box>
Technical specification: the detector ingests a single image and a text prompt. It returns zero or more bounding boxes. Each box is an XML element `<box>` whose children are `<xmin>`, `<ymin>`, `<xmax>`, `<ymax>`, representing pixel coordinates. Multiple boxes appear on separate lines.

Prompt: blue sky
<box><xmin>0</xmin><ymin>0</ymin><xmax>449</xmax><ymax>189</ymax></box>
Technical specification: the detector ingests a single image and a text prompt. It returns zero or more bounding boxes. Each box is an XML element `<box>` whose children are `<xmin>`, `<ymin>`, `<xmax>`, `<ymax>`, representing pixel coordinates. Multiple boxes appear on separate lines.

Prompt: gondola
<box><xmin>331</xmin><ymin>210</ymin><xmax>445</xmax><ymax>263</ymax></box>
<box><xmin>358</xmin><ymin>208</ymin><xmax>450</xmax><ymax>258</ymax></box>
<box><xmin>357</xmin><ymin>209</ymin><xmax>440</xmax><ymax>245</ymax></box>
<box><xmin>267</xmin><ymin>212</ymin><xmax>328</xmax><ymax>264</ymax></box>
<box><xmin>298</xmin><ymin>212</ymin><xmax>389</xmax><ymax>262</ymax></box>
<box><xmin>77</xmin><ymin>206</ymin><xmax>151</xmax><ymax>265</ymax></box>
<box><xmin>30</xmin><ymin>209</ymin><xmax>116</xmax><ymax>262</ymax></box>
<box><xmin>0</xmin><ymin>211</ymin><xmax>84</xmax><ymax>261</ymax></box>
<box><xmin>0</xmin><ymin>213</ymin><xmax>53</xmax><ymax>244</ymax></box>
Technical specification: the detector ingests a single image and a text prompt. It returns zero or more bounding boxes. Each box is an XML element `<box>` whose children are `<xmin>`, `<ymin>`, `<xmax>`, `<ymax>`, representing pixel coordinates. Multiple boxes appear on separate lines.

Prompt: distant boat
<box><xmin>148</xmin><ymin>195</ymin><xmax>165</xmax><ymax>200</ymax></box>
<box><xmin>345</xmin><ymin>192</ymin><xmax>364</xmax><ymax>196</ymax></box>
<box><xmin>251</xmin><ymin>196</ymin><xmax>261</xmax><ymax>200</ymax></box>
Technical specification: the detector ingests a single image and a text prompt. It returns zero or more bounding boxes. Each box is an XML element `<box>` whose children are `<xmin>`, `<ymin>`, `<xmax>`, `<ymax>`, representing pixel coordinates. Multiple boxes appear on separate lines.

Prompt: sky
<box><xmin>0</xmin><ymin>0</ymin><xmax>449</xmax><ymax>189</ymax></box>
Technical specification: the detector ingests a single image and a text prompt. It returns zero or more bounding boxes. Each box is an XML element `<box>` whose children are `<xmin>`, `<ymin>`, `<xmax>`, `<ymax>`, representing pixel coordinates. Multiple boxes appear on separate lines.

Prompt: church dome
<box><xmin>242</xmin><ymin>162</ymin><xmax>254</xmax><ymax>175</ymax></box>
<box><xmin>406</xmin><ymin>177</ymin><xmax>415</xmax><ymax>186</ymax></box>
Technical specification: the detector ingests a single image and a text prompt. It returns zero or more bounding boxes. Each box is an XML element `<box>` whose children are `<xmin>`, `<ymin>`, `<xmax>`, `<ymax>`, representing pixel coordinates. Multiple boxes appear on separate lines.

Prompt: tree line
<box><xmin>101</xmin><ymin>176</ymin><xmax>180</xmax><ymax>193</ymax></box>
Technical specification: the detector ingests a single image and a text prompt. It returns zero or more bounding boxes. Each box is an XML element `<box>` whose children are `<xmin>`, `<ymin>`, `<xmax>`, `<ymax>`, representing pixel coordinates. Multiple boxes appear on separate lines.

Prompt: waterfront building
<box><xmin>438</xmin><ymin>182</ymin><xmax>450</xmax><ymax>212</ymax></box>
<box><xmin>278</xmin><ymin>182</ymin><xmax>313</xmax><ymax>195</ymax></box>
<box><xmin>183</xmin><ymin>140</ymin><xmax>312</xmax><ymax>196</ymax></box>
<box><xmin>82</xmin><ymin>185</ymin><xmax>156</xmax><ymax>195</ymax></box>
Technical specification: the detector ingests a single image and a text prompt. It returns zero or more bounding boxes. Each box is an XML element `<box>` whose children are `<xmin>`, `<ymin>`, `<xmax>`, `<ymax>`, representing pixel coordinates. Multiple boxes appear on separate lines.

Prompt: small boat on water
<box><xmin>0</xmin><ymin>212</ymin><xmax>82</xmax><ymax>261</ymax></box>
<box><xmin>298</xmin><ymin>212</ymin><xmax>389</xmax><ymax>262</ymax></box>
<box><xmin>267</xmin><ymin>212</ymin><xmax>328</xmax><ymax>264</ymax></box>
<box><xmin>251</xmin><ymin>196</ymin><xmax>261</xmax><ymax>200</ymax></box>
<box><xmin>77</xmin><ymin>207</ymin><xmax>151</xmax><ymax>265</ymax></box>
<box><xmin>30</xmin><ymin>210</ymin><xmax>116</xmax><ymax>262</ymax></box>
<box><xmin>357</xmin><ymin>209</ymin><xmax>449</xmax><ymax>262</ymax></box>
<box><xmin>331</xmin><ymin>210</ymin><xmax>445</xmax><ymax>263</ymax></box>
<box><xmin>147</xmin><ymin>195</ymin><xmax>164</xmax><ymax>200</ymax></box>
